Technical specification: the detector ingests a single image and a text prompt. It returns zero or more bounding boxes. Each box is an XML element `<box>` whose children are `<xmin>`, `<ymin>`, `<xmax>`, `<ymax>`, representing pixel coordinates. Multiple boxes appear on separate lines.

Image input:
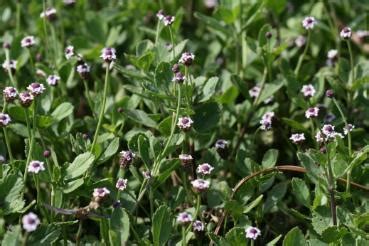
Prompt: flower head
<box><xmin>191</xmin><ymin>178</ymin><xmax>210</xmax><ymax>192</ymax></box>
<box><xmin>28</xmin><ymin>160</ymin><xmax>45</xmax><ymax>174</ymax></box>
<box><xmin>142</xmin><ymin>170</ymin><xmax>152</xmax><ymax>179</ymax></box>
<box><xmin>179</xmin><ymin>52</ymin><xmax>195</xmax><ymax>66</ymax></box>
<box><xmin>290</xmin><ymin>133</ymin><xmax>305</xmax><ymax>144</ymax></box>
<box><xmin>179</xmin><ymin>154</ymin><xmax>193</xmax><ymax>167</ymax></box>
<box><xmin>64</xmin><ymin>0</ymin><xmax>76</xmax><ymax>6</ymax></box>
<box><xmin>302</xmin><ymin>16</ymin><xmax>317</xmax><ymax>30</ymax></box>
<box><xmin>260</xmin><ymin>112</ymin><xmax>275</xmax><ymax>130</ymax></box>
<box><xmin>2</xmin><ymin>60</ymin><xmax>17</xmax><ymax>73</ymax></box>
<box><xmin>0</xmin><ymin>155</ymin><xmax>5</xmax><ymax>163</ymax></box>
<box><xmin>177</xmin><ymin>117</ymin><xmax>194</xmax><ymax>131</ymax></box>
<box><xmin>65</xmin><ymin>45</ymin><xmax>74</xmax><ymax>59</ymax></box>
<box><xmin>119</xmin><ymin>150</ymin><xmax>135</xmax><ymax>168</ymax></box>
<box><xmin>301</xmin><ymin>84</ymin><xmax>316</xmax><ymax>97</ymax></box>
<box><xmin>22</xmin><ymin>212</ymin><xmax>40</xmax><ymax>232</ymax></box>
<box><xmin>21</xmin><ymin>36</ymin><xmax>36</xmax><ymax>48</ymax></box>
<box><xmin>3</xmin><ymin>87</ymin><xmax>18</xmax><ymax>102</ymax></box>
<box><xmin>321</xmin><ymin>124</ymin><xmax>335</xmax><ymax>138</ymax></box>
<box><xmin>40</xmin><ymin>7</ymin><xmax>57</xmax><ymax>21</ymax></box>
<box><xmin>193</xmin><ymin>220</ymin><xmax>205</xmax><ymax>232</ymax></box>
<box><xmin>305</xmin><ymin>107</ymin><xmax>319</xmax><ymax>118</ymax></box>
<box><xmin>315</xmin><ymin>131</ymin><xmax>324</xmax><ymax>143</ymax></box>
<box><xmin>0</xmin><ymin>113</ymin><xmax>11</xmax><ymax>127</ymax></box>
<box><xmin>47</xmin><ymin>75</ymin><xmax>60</xmax><ymax>86</ymax></box>
<box><xmin>100</xmin><ymin>47</ymin><xmax>117</xmax><ymax>63</ymax></box>
<box><xmin>343</xmin><ymin>124</ymin><xmax>354</xmax><ymax>135</ymax></box>
<box><xmin>163</xmin><ymin>15</ymin><xmax>175</xmax><ymax>26</ymax></box>
<box><xmin>215</xmin><ymin>139</ymin><xmax>229</xmax><ymax>159</ymax></box>
<box><xmin>76</xmin><ymin>62</ymin><xmax>90</xmax><ymax>79</ymax></box>
<box><xmin>93</xmin><ymin>187</ymin><xmax>110</xmax><ymax>198</ymax></box>
<box><xmin>245</xmin><ymin>226</ymin><xmax>261</xmax><ymax>240</ymax></box>
<box><xmin>116</xmin><ymin>178</ymin><xmax>128</xmax><ymax>191</ymax></box>
<box><xmin>196</xmin><ymin>163</ymin><xmax>214</xmax><ymax>176</ymax></box>
<box><xmin>27</xmin><ymin>82</ymin><xmax>46</xmax><ymax>96</ymax></box>
<box><xmin>327</xmin><ymin>49</ymin><xmax>338</xmax><ymax>60</ymax></box>
<box><xmin>340</xmin><ymin>27</ymin><xmax>352</xmax><ymax>39</ymax></box>
<box><xmin>172</xmin><ymin>72</ymin><xmax>185</xmax><ymax>83</ymax></box>
<box><xmin>249</xmin><ymin>86</ymin><xmax>260</xmax><ymax>98</ymax></box>
<box><xmin>19</xmin><ymin>91</ymin><xmax>34</xmax><ymax>107</ymax></box>
<box><xmin>177</xmin><ymin>212</ymin><xmax>193</xmax><ymax>224</ymax></box>
<box><xmin>156</xmin><ymin>10</ymin><xmax>165</xmax><ymax>20</ymax></box>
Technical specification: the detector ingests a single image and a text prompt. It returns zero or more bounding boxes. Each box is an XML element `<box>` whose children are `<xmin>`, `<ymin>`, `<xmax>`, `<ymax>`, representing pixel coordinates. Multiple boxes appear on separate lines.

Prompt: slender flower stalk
<box><xmin>169</xmin><ymin>26</ymin><xmax>176</xmax><ymax>60</ymax></box>
<box><xmin>90</xmin><ymin>66</ymin><xmax>110</xmax><ymax>152</ymax></box>
<box><xmin>294</xmin><ymin>31</ymin><xmax>311</xmax><ymax>77</ymax></box>
<box><xmin>24</xmin><ymin>99</ymin><xmax>38</xmax><ymax>183</ymax></box>
<box><xmin>325</xmin><ymin>142</ymin><xmax>337</xmax><ymax>226</ymax></box>
<box><xmin>4</xmin><ymin>49</ymin><xmax>17</xmax><ymax>87</ymax></box>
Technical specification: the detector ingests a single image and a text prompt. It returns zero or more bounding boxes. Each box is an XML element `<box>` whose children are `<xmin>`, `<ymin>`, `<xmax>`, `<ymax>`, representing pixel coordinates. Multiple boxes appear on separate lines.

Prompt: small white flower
<box><xmin>343</xmin><ymin>124</ymin><xmax>354</xmax><ymax>135</ymax></box>
<box><xmin>290</xmin><ymin>133</ymin><xmax>305</xmax><ymax>144</ymax></box>
<box><xmin>315</xmin><ymin>131</ymin><xmax>324</xmax><ymax>143</ymax></box>
<box><xmin>76</xmin><ymin>63</ymin><xmax>90</xmax><ymax>76</ymax></box>
<box><xmin>305</xmin><ymin>107</ymin><xmax>319</xmax><ymax>118</ymax></box>
<box><xmin>0</xmin><ymin>113</ymin><xmax>11</xmax><ymax>127</ymax></box>
<box><xmin>193</xmin><ymin>220</ymin><xmax>205</xmax><ymax>232</ymax></box>
<box><xmin>215</xmin><ymin>139</ymin><xmax>228</xmax><ymax>149</ymax></box>
<box><xmin>142</xmin><ymin>170</ymin><xmax>152</xmax><ymax>179</ymax></box>
<box><xmin>177</xmin><ymin>212</ymin><xmax>193</xmax><ymax>224</ymax></box>
<box><xmin>327</xmin><ymin>49</ymin><xmax>338</xmax><ymax>60</ymax></box>
<box><xmin>119</xmin><ymin>150</ymin><xmax>135</xmax><ymax>167</ymax></box>
<box><xmin>163</xmin><ymin>15</ymin><xmax>175</xmax><ymax>26</ymax></box>
<box><xmin>302</xmin><ymin>16</ymin><xmax>317</xmax><ymax>30</ymax></box>
<box><xmin>21</xmin><ymin>36</ymin><xmax>36</xmax><ymax>48</ymax></box>
<box><xmin>245</xmin><ymin>226</ymin><xmax>261</xmax><ymax>240</ymax></box>
<box><xmin>260</xmin><ymin>112</ymin><xmax>275</xmax><ymax>130</ymax></box>
<box><xmin>27</xmin><ymin>82</ymin><xmax>46</xmax><ymax>96</ymax></box>
<box><xmin>22</xmin><ymin>212</ymin><xmax>40</xmax><ymax>232</ymax></box>
<box><xmin>301</xmin><ymin>84</ymin><xmax>316</xmax><ymax>97</ymax></box>
<box><xmin>322</xmin><ymin>124</ymin><xmax>335</xmax><ymax>138</ymax></box>
<box><xmin>2</xmin><ymin>60</ymin><xmax>17</xmax><ymax>71</ymax></box>
<box><xmin>179</xmin><ymin>52</ymin><xmax>195</xmax><ymax>66</ymax></box>
<box><xmin>28</xmin><ymin>160</ymin><xmax>45</xmax><ymax>174</ymax></box>
<box><xmin>19</xmin><ymin>91</ymin><xmax>34</xmax><ymax>107</ymax></box>
<box><xmin>204</xmin><ymin>0</ymin><xmax>218</xmax><ymax>8</ymax></box>
<box><xmin>92</xmin><ymin>187</ymin><xmax>110</xmax><ymax>198</ymax></box>
<box><xmin>172</xmin><ymin>72</ymin><xmax>185</xmax><ymax>83</ymax></box>
<box><xmin>3</xmin><ymin>87</ymin><xmax>18</xmax><ymax>102</ymax></box>
<box><xmin>340</xmin><ymin>27</ymin><xmax>352</xmax><ymax>39</ymax></box>
<box><xmin>196</xmin><ymin>163</ymin><xmax>214</xmax><ymax>176</ymax></box>
<box><xmin>249</xmin><ymin>86</ymin><xmax>260</xmax><ymax>98</ymax></box>
<box><xmin>40</xmin><ymin>7</ymin><xmax>57</xmax><ymax>20</ymax></box>
<box><xmin>65</xmin><ymin>45</ymin><xmax>74</xmax><ymax>59</ymax></box>
<box><xmin>156</xmin><ymin>10</ymin><xmax>165</xmax><ymax>20</ymax></box>
<box><xmin>116</xmin><ymin>178</ymin><xmax>128</xmax><ymax>191</ymax></box>
<box><xmin>295</xmin><ymin>35</ymin><xmax>306</xmax><ymax>47</ymax></box>
<box><xmin>100</xmin><ymin>47</ymin><xmax>117</xmax><ymax>63</ymax></box>
<box><xmin>179</xmin><ymin>154</ymin><xmax>193</xmax><ymax>166</ymax></box>
<box><xmin>47</xmin><ymin>75</ymin><xmax>60</xmax><ymax>86</ymax></box>
<box><xmin>191</xmin><ymin>179</ymin><xmax>210</xmax><ymax>192</ymax></box>
<box><xmin>177</xmin><ymin>117</ymin><xmax>194</xmax><ymax>131</ymax></box>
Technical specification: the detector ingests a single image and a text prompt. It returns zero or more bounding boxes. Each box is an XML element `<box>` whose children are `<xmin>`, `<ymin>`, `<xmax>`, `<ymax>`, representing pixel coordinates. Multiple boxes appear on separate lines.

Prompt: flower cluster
<box><xmin>177</xmin><ymin>116</ymin><xmax>194</xmax><ymax>131</ymax></box>
<box><xmin>196</xmin><ymin>163</ymin><xmax>214</xmax><ymax>176</ymax></box>
<box><xmin>3</xmin><ymin>87</ymin><xmax>18</xmax><ymax>102</ymax></box>
<box><xmin>156</xmin><ymin>10</ymin><xmax>175</xmax><ymax>26</ymax></box>
<box><xmin>119</xmin><ymin>150</ymin><xmax>135</xmax><ymax>168</ymax></box>
<box><xmin>0</xmin><ymin>113</ymin><xmax>11</xmax><ymax>127</ymax></box>
<box><xmin>116</xmin><ymin>178</ymin><xmax>128</xmax><ymax>191</ymax></box>
<box><xmin>260</xmin><ymin>112</ymin><xmax>275</xmax><ymax>130</ymax></box>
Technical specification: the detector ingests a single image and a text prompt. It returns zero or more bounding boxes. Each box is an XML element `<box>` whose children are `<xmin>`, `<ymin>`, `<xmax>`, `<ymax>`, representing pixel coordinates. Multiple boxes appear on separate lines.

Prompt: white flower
<box><xmin>179</xmin><ymin>52</ymin><xmax>195</xmax><ymax>66</ymax></box>
<box><xmin>172</xmin><ymin>72</ymin><xmax>185</xmax><ymax>83</ymax></box>
<box><xmin>0</xmin><ymin>113</ymin><xmax>11</xmax><ymax>127</ymax></box>
<box><xmin>92</xmin><ymin>187</ymin><xmax>110</xmax><ymax>198</ymax></box>
<box><xmin>315</xmin><ymin>131</ymin><xmax>324</xmax><ymax>143</ymax></box>
<box><xmin>27</xmin><ymin>82</ymin><xmax>46</xmax><ymax>96</ymax></box>
<box><xmin>340</xmin><ymin>27</ymin><xmax>352</xmax><ymax>39</ymax></box>
<box><xmin>260</xmin><ymin>112</ymin><xmax>275</xmax><ymax>130</ymax></box>
<box><xmin>245</xmin><ymin>226</ymin><xmax>261</xmax><ymax>240</ymax></box>
<box><xmin>21</xmin><ymin>36</ymin><xmax>36</xmax><ymax>48</ymax></box>
<box><xmin>321</xmin><ymin>124</ymin><xmax>335</xmax><ymax>138</ymax></box>
<box><xmin>116</xmin><ymin>178</ymin><xmax>128</xmax><ymax>191</ymax></box>
<box><xmin>301</xmin><ymin>84</ymin><xmax>316</xmax><ymax>97</ymax></box>
<box><xmin>302</xmin><ymin>16</ymin><xmax>317</xmax><ymax>30</ymax></box>
<box><xmin>177</xmin><ymin>212</ymin><xmax>193</xmax><ymax>224</ymax></box>
<box><xmin>40</xmin><ymin>7</ymin><xmax>57</xmax><ymax>20</ymax></box>
<box><xmin>177</xmin><ymin>117</ymin><xmax>194</xmax><ymax>131</ymax></box>
<box><xmin>76</xmin><ymin>63</ymin><xmax>90</xmax><ymax>75</ymax></box>
<box><xmin>100</xmin><ymin>47</ymin><xmax>117</xmax><ymax>63</ymax></box>
<box><xmin>119</xmin><ymin>150</ymin><xmax>135</xmax><ymax>167</ymax></box>
<box><xmin>191</xmin><ymin>179</ymin><xmax>210</xmax><ymax>192</ymax></box>
<box><xmin>65</xmin><ymin>45</ymin><xmax>74</xmax><ymax>59</ymax></box>
<box><xmin>215</xmin><ymin>139</ymin><xmax>228</xmax><ymax>149</ymax></box>
<box><xmin>22</xmin><ymin>212</ymin><xmax>40</xmax><ymax>232</ymax></box>
<box><xmin>19</xmin><ymin>91</ymin><xmax>34</xmax><ymax>107</ymax></box>
<box><xmin>3</xmin><ymin>87</ymin><xmax>18</xmax><ymax>102</ymax></box>
<box><xmin>156</xmin><ymin>10</ymin><xmax>165</xmax><ymax>20</ymax></box>
<box><xmin>28</xmin><ymin>160</ymin><xmax>45</xmax><ymax>174</ymax></box>
<box><xmin>2</xmin><ymin>60</ymin><xmax>17</xmax><ymax>71</ymax></box>
<box><xmin>47</xmin><ymin>75</ymin><xmax>60</xmax><ymax>86</ymax></box>
<box><xmin>343</xmin><ymin>124</ymin><xmax>354</xmax><ymax>135</ymax></box>
<box><xmin>196</xmin><ymin>163</ymin><xmax>214</xmax><ymax>176</ymax></box>
<box><xmin>163</xmin><ymin>15</ymin><xmax>175</xmax><ymax>26</ymax></box>
<box><xmin>290</xmin><ymin>133</ymin><xmax>305</xmax><ymax>144</ymax></box>
<box><xmin>193</xmin><ymin>220</ymin><xmax>205</xmax><ymax>232</ymax></box>
<box><xmin>249</xmin><ymin>86</ymin><xmax>260</xmax><ymax>98</ymax></box>
<box><xmin>179</xmin><ymin>154</ymin><xmax>193</xmax><ymax>166</ymax></box>
<box><xmin>327</xmin><ymin>49</ymin><xmax>338</xmax><ymax>59</ymax></box>
<box><xmin>305</xmin><ymin>107</ymin><xmax>319</xmax><ymax>118</ymax></box>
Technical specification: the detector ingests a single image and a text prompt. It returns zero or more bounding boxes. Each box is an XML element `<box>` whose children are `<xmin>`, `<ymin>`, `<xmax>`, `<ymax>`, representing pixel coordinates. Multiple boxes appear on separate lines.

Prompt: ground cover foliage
<box><xmin>1</xmin><ymin>0</ymin><xmax>369</xmax><ymax>245</ymax></box>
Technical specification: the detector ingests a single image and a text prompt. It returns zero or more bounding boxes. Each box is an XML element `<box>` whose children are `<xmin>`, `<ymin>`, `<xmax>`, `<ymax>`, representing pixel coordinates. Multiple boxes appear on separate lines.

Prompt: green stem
<box><xmin>90</xmin><ymin>66</ymin><xmax>110</xmax><ymax>153</ymax></box>
<box><xmin>28</xmin><ymin>48</ymin><xmax>35</xmax><ymax>75</ymax></box>
<box><xmin>181</xmin><ymin>226</ymin><xmax>186</xmax><ymax>246</ymax></box>
<box><xmin>83</xmin><ymin>79</ymin><xmax>96</xmax><ymax>117</ymax></box>
<box><xmin>169</xmin><ymin>26</ymin><xmax>176</xmax><ymax>60</ymax></box>
<box><xmin>24</xmin><ymin>109</ymin><xmax>32</xmax><ymax>146</ymax></box>
<box><xmin>76</xmin><ymin>221</ymin><xmax>83</xmax><ymax>246</ymax></box>
<box><xmin>155</xmin><ymin>21</ymin><xmax>161</xmax><ymax>45</ymax></box>
<box><xmin>294</xmin><ymin>31</ymin><xmax>311</xmax><ymax>77</ymax></box>
<box><xmin>42</xmin><ymin>0</ymin><xmax>50</xmax><ymax>64</ymax></box>
<box><xmin>325</xmin><ymin>143</ymin><xmax>337</xmax><ymax>226</ymax></box>
<box><xmin>4</xmin><ymin>49</ymin><xmax>17</xmax><ymax>87</ymax></box>
<box><xmin>22</xmin><ymin>232</ymin><xmax>29</xmax><ymax>246</ymax></box>
<box><xmin>16</xmin><ymin>1</ymin><xmax>21</xmax><ymax>35</ymax></box>
<box><xmin>253</xmin><ymin>67</ymin><xmax>268</xmax><ymax>105</ymax></box>
<box><xmin>347</xmin><ymin>40</ymin><xmax>355</xmax><ymax>85</ymax></box>
<box><xmin>3</xmin><ymin>128</ymin><xmax>14</xmax><ymax>164</ymax></box>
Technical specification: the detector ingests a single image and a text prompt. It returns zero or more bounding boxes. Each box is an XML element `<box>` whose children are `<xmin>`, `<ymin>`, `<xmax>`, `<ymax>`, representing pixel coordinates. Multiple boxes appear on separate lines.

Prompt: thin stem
<box><xmin>347</xmin><ymin>40</ymin><xmax>355</xmax><ymax>85</ymax></box>
<box><xmin>155</xmin><ymin>21</ymin><xmax>161</xmax><ymax>45</ymax></box>
<box><xmin>42</xmin><ymin>0</ymin><xmax>50</xmax><ymax>63</ymax></box>
<box><xmin>22</xmin><ymin>232</ymin><xmax>29</xmax><ymax>246</ymax></box>
<box><xmin>3</xmin><ymin>128</ymin><xmax>14</xmax><ymax>163</ymax></box>
<box><xmin>169</xmin><ymin>26</ymin><xmax>176</xmax><ymax>60</ymax></box>
<box><xmin>294</xmin><ymin>31</ymin><xmax>311</xmax><ymax>77</ymax></box>
<box><xmin>82</xmin><ymin>79</ymin><xmax>96</xmax><ymax>117</ymax></box>
<box><xmin>16</xmin><ymin>1</ymin><xmax>21</xmax><ymax>35</ymax></box>
<box><xmin>90</xmin><ymin>66</ymin><xmax>110</xmax><ymax>153</ymax></box>
<box><xmin>325</xmin><ymin>143</ymin><xmax>337</xmax><ymax>226</ymax></box>
<box><xmin>76</xmin><ymin>220</ymin><xmax>83</xmax><ymax>246</ymax></box>
<box><xmin>24</xmin><ymin>99</ymin><xmax>38</xmax><ymax>183</ymax></box>
<box><xmin>24</xmin><ymin>109</ymin><xmax>32</xmax><ymax>145</ymax></box>
<box><xmin>4</xmin><ymin>49</ymin><xmax>17</xmax><ymax>87</ymax></box>
<box><xmin>181</xmin><ymin>226</ymin><xmax>186</xmax><ymax>246</ymax></box>
<box><xmin>27</xmin><ymin>48</ymin><xmax>35</xmax><ymax>75</ymax></box>
<box><xmin>253</xmin><ymin>67</ymin><xmax>267</xmax><ymax>105</ymax></box>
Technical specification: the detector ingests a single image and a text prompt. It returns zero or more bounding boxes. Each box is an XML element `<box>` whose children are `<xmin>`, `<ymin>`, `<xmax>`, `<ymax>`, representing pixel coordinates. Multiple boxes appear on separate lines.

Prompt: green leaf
<box><xmin>312</xmin><ymin>206</ymin><xmax>332</xmax><ymax>235</ymax></box>
<box><xmin>51</xmin><ymin>102</ymin><xmax>74</xmax><ymax>122</ymax></box>
<box><xmin>262</xmin><ymin>149</ymin><xmax>279</xmax><ymax>168</ymax></box>
<box><xmin>267</xmin><ymin>235</ymin><xmax>282</xmax><ymax>246</ymax></box>
<box><xmin>291</xmin><ymin>178</ymin><xmax>311</xmax><ymax>208</ymax></box>
<box><xmin>63</xmin><ymin>178</ymin><xmax>84</xmax><ymax>193</ymax></box>
<box><xmin>200</xmin><ymin>77</ymin><xmax>219</xmax><ymax>102</ymax></box>
<box><xmin>257</xmin><ymin>81</ymin><xmax>284</xmax><ymax>105</ymax></box>
<box><xmin>28</xmin><ymin>224</ymin><xmax>61</xmax><ymax>246</ymax></box>
<box><xmin>0</xmin><ymin>173</ymin><xmax>25</xmax><ymax>214</ymax></box>
<box><xmin>123</xmin><ymin>109</ymin><xmax>157</xmax><ymax>128</ymax></box>
<box><xmin>243</xmin><ymin>194</ymin><xmax>263</xmax><ymax>213</ymax></box>
<box><xmin>109</xmin><ymin>208</ymin><xmax>130</xmax><ymax>246</ymax></box>
<box><xmin>194</xmin><ymin>12</ymin><xmax>231</xmax><ymax>40</ymax></box>
<box><xmin>2</xmin><ymin>225</ymin><xmax>21</xmax><ymax>246</ymax></box>
<box><xmin>152</xmin><ymin>205</ymin><xmax>172</xmax><ymax>246</ymax></box>
<box><xmin>138</xmin><ymin>135</ymin><xmax>151</xmax><ymax>166</ymax></box>
<box><xmin>65</xmin><ymin>152</ymin><xmax>95</xmax><ymax>180</ymax></box>
<box><xmin>193</xmin><ymin>102</ymin><xmax>220</xmax><ymax>133</ymax></box>
<box><xmin>282</xmin><ymin>227</ymin><xmax>306</xmax><ymax>246</ymax></box>
<box><xmin>281</xmin><ymin>118</ymin><xmax>308</xmax><ymax>132</ymax></box>
<box><xmin>258</xmin><ymin>24</ymin><xmax>272</xmax><ymax>48</ymax></box>
<box><xmin>97</xmin><ymin>137</ymin><xmax>120</xmax><ymax>165</ymax></box>
<box><xmin>224</xmin><ymin>227</ymin><xmax>245</xmax><ymax>246</ymax></box>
